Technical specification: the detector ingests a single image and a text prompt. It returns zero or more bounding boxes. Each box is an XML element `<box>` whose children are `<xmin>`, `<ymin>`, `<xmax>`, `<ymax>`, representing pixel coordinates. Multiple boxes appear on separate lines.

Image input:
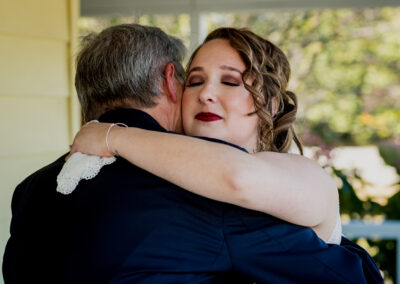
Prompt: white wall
<box><xmin>0</xmin><ymin>1</ymin><xmax>79</xmax><ymax>282</ymax></box>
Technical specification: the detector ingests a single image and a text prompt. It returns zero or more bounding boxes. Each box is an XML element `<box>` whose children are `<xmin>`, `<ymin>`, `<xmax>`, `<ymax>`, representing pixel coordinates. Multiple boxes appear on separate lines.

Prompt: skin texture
<box><xmin>71</xmin><ymin>40</ymin><xmax>339</xmax><ymax>242</ymax></box>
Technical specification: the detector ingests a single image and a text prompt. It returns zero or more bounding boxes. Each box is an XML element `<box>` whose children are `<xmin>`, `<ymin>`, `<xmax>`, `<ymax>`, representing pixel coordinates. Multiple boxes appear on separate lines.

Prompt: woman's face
<box><xmin>182</xmin><ymin>39</ymin><xmax>259</xmax><ymax>152</ymax></box>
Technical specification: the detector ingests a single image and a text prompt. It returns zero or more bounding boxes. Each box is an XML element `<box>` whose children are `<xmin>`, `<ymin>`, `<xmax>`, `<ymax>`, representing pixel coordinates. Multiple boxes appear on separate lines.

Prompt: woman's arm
<box><xmin>71</xmin><ymin>123</ymin><xmax>338</xmax><ymax>241</ymax></box>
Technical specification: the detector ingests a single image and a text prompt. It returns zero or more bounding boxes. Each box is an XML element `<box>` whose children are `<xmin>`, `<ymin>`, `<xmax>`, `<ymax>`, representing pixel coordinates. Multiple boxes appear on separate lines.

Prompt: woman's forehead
<box><xmin>190</xmin><ymin>39</ymin><xmax>245</xmax><ymax>70</ymax></box>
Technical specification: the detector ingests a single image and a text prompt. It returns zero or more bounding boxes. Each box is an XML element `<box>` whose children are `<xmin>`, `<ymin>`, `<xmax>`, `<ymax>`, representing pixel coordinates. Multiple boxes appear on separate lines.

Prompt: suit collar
<box><xmin>98</xmin><ymin>108</ymin><xmax>166</xmax><ymax>132</ymax></box>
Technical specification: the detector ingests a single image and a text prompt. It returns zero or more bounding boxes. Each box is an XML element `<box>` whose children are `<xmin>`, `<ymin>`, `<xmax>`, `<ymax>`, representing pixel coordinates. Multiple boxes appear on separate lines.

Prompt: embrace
<box><xmin>3</xmin><ymin>24</ymin><xmax>383</xmax><ymax>283</ymax></box>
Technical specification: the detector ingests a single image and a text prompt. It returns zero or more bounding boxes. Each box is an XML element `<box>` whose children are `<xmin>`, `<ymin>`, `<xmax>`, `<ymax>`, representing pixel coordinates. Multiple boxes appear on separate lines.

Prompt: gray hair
<box><xmin>75</xmin><ymin>24</ymin><xmax>186</xmax><ymax>121</ymax></box>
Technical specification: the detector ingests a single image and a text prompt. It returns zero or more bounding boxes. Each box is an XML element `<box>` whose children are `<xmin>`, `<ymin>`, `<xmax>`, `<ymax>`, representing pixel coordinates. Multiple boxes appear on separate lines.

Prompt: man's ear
<box><xmin>164</xmin><ymin>63</ymin><xmax>178</xmax><ymax>103</ymax></box>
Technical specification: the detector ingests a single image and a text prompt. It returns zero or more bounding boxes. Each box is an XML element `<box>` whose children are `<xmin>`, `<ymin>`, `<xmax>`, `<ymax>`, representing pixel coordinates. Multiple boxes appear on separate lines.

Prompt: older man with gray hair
<box><xmin>4</xmin><ymin>24</ymin><xmax>382</xmax><ymax>284</ymax></box>
<box><xmin>4</xmin><ymin>24</ymin><xmax>188</xmax><ymax>284</ymax></box>
<box><xmin>76</xmin><ymin>23</ymin><xmax>186</xmax><ymax>130</ymax></box>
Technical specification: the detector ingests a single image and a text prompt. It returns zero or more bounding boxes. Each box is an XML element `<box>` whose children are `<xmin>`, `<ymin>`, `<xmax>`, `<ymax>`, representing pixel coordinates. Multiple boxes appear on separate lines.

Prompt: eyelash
<box><xmin>223</xmin><ymin>81</ymin><xmax>240</xmax><ymax>87</ymax></box>
<box><xmin>186</xmin><ymin>82</ymin><xmax>202</xmax><ymax>87</ymax></box>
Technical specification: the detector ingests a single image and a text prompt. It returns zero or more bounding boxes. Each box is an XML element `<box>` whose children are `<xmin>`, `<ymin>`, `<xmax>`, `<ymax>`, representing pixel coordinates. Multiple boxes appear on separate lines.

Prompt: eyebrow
<box><xmin>220</xmin><ymin>65</ymin><xmax>242</xmax><ymax>74</ymax></box>
<box><xmin>187</xmin><ymin>66</ymin><xmax>203</xmax><ymax>76</ymax></box>
<box><xmin>187</xmin><ymin>65</ymin><xmax>243</xmax><ymax>76</ymax></box>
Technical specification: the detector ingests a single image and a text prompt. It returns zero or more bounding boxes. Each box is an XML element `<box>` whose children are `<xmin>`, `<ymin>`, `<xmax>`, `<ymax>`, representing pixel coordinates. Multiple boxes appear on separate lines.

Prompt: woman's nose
<box><xmin>198</xmin><ymin>84</ymin><xmax>216</xmax><ymax>104</ymax></box>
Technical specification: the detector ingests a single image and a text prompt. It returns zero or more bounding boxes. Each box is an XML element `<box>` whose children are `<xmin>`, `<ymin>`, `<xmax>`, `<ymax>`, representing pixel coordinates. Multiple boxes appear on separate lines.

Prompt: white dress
<box><xmin>326</xmin><ymin>210</ymin><xmax>342</xmax><ymax>245</ymax></box>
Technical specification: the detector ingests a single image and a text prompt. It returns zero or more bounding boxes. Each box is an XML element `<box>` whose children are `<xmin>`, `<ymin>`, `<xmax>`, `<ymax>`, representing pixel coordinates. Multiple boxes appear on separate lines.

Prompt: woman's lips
<box><xmin>195</xmin><ymin>112</ymin><xmax>222</xmax><ymax>122</ymax></box>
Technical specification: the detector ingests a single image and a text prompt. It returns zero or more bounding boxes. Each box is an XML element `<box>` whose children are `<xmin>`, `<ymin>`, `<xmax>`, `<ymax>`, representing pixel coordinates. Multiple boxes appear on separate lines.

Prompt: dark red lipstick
<box><xmin>195</xmin><ymin>112</ymin><xmax>222</xmax><ymax>122</ymax></box>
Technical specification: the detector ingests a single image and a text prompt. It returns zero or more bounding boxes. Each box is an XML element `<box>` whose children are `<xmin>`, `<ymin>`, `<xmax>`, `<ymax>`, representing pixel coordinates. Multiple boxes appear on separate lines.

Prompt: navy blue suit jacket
<box><xmin>3</xmin><ymin>109</ymin><xmax>382</xmax><ymax>284</ymax></box>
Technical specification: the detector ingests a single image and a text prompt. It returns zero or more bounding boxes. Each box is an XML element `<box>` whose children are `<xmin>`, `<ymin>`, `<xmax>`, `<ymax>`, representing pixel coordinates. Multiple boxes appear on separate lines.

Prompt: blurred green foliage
<box><xmin>314</xmin><ymin>144</ymin><xmax>400</xmax><ymax>282</ymax></box>
<box><xmin>79</xmin><ymin>14</ymin><xmax>191</xmax><ymax>47</ymax></box>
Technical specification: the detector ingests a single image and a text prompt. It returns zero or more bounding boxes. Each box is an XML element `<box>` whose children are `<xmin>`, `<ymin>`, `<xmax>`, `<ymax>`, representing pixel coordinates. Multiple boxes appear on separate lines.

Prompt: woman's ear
<box><xmin>164</xmin><ymin>63</ymin><xmax>177</xmax><ymax>103</ymax></box>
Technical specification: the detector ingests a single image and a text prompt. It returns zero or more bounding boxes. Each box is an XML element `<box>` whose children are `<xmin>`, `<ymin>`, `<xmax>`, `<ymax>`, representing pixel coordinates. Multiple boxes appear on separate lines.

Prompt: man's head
<box><xmin>75</xmin><ymin>24</ymin><xmax>186</xmax><ymax>126</ymax></box>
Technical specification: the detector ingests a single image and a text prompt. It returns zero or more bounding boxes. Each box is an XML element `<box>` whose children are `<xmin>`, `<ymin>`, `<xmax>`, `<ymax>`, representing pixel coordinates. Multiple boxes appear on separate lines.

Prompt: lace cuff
<box><xmin>57</xmin><ymin>152</ymin><xmax>116</xmax><ymax>195</ymax></box>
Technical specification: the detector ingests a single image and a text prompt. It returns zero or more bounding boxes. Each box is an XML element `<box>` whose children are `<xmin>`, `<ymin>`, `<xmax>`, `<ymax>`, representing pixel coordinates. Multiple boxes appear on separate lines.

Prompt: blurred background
<box><xmin>1</xmin><ymin>0</ymin><xmax>399</xmax><ymax>283</ymax></box>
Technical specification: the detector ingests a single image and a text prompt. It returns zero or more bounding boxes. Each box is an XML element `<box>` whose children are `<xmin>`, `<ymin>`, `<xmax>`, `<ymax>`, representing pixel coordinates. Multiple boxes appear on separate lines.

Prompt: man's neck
<box><xmin>101</xmin><ymin>98</ymin><xmax>181</xmax><ymax>133</ymax></box>
<box><xmin>137</xmin><ymin>106</ymin><xmax>180</xmax><ymax>133</ymax></box>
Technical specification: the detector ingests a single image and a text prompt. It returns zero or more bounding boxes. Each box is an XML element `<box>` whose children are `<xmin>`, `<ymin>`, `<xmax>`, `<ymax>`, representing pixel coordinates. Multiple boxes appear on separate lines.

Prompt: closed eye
<box><xmin>186</xmin><ymin>74</ymin><xmax>203</xmax><ymax>87</ymax></box>
<box><xmin>186</xmin><ymin>81</ymin><xmax>203</xmax><ymax>87</ymax></box>
<box><xmin>222</xmin><ymin>81</ymin><xmax>240</xmax><ymax>87</ymax></box>
<box><xmin>221</xmin><ymin>75</ymin><xmax>241</xmax><ymax>87</ymax></box>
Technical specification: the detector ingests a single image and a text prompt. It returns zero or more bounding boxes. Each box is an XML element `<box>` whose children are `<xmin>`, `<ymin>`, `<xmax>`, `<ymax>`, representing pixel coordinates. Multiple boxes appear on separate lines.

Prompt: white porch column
<box><xmin>189</xmin><ymin>0</ymin><xmax>208</xmax><ymax>53</ymax></box>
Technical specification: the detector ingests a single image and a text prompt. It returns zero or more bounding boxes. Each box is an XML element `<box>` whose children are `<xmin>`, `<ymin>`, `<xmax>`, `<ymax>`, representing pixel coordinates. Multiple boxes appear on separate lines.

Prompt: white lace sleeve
<box><xmin>56</xmin><ymin>152</ymin><xmax>116</xmax><ymax>195</ymax></box>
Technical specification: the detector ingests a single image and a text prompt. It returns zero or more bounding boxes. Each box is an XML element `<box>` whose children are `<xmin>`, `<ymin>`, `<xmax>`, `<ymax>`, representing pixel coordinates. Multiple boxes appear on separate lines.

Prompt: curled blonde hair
<box><xmin>187</xmin><ymin>27</ymin><xmax>303</xmax><ymax>154</ymax></box>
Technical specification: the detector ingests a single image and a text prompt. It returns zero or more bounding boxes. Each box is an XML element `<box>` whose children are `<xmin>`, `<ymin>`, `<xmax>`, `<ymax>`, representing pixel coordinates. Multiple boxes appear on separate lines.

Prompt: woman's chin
<box><xmin>190</xmin><ymin>129</ymin><xmax>223</xmax><ymax>140</ymax></box>
<box><xmin>197</xmin><ymin>132</ymin><xmax>220</xmax><ymax>140</ymax></box>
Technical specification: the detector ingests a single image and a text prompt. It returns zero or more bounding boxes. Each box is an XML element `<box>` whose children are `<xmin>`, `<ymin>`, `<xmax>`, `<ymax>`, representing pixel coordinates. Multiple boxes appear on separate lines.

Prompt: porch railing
<box><xmin>343</xmin><ymin>220</ymin><xmax>400</xmax><ymax>284</ymax></box>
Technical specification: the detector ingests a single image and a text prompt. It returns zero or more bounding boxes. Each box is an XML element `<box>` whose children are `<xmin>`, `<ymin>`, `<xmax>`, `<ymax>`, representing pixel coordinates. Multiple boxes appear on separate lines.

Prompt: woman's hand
<box><xmin>69</xmin><ymin>122</ymin><xmax>115</xmax><ymax>157</ymax></box>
